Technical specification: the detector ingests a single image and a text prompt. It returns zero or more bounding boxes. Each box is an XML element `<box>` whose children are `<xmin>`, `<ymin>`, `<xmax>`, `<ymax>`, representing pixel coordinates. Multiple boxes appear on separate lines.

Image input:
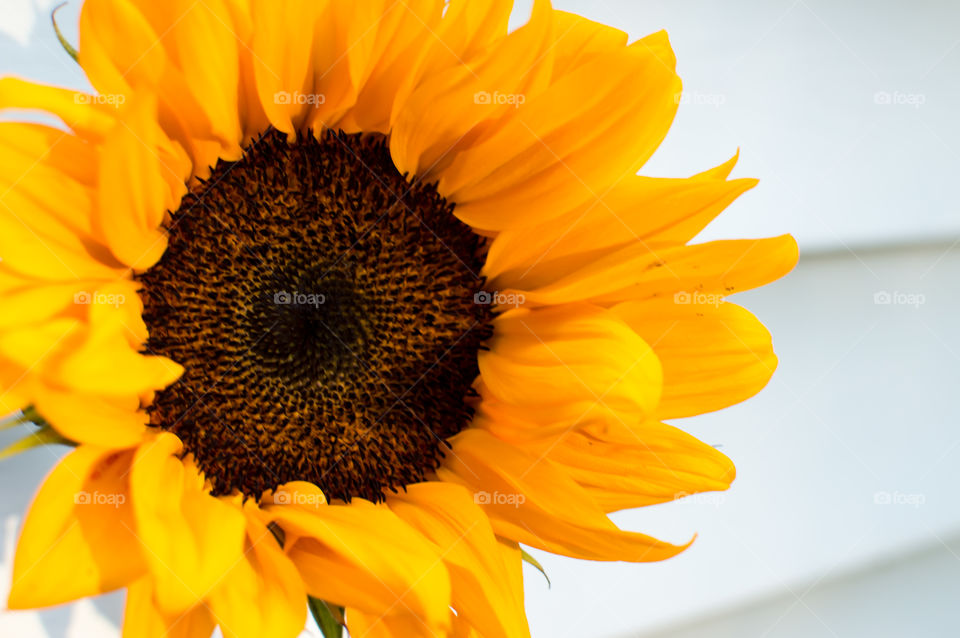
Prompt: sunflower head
<box><xmin>0</xmin><ymin>1</ymin><xmax>797</xmax><ymax>637</ymax></box>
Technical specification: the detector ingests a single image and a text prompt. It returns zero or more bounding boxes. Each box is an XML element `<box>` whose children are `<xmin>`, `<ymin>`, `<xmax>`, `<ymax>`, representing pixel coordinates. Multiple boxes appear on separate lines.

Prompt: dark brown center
<box><xmin>136</xmin><ymin>130</ymin><xmax>492</xmax><ymax>503</ymax></box>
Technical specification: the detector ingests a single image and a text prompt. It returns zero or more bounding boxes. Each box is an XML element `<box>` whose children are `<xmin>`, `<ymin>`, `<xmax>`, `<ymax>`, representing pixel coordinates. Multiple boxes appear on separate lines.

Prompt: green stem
<box><xmin>308</xmin><ymin>596</ymin><xmax>345</xmax><ymax>638</ymax></box>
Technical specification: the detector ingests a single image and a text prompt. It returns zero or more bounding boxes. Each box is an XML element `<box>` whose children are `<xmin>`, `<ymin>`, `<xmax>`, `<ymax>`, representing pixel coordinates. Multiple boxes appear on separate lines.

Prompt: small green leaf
<box><xmin>308</xmin><ymin>596</ymin><xmax>345</xmax><ymax>638</ymax></box>
<box><xmin>521</xmin><ymin>548</ymin><xmax>551</xmax><ymax>588</ymax></box>
<box><xmin>51</xmin><ymin>3</ymin><xmax>79</xmax><ymax>63</ymax></box>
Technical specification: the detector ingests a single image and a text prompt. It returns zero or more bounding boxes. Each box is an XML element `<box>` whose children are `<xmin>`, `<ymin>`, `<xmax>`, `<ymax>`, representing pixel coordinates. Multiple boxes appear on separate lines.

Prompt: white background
<box><xmin>0</xmin><ymin>0</ymin><xmax>959</xmax><ymax>636</ymax></box>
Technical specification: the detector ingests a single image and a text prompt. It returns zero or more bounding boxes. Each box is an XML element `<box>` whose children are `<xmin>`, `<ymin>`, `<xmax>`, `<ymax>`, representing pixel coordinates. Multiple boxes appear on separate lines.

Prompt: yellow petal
<box><xmin>388</xmin><ymin>483</ymin><xmax>530</xmax><ymax>638</ymax></box>
<box><xmin>209</xmin><ymin>504</ymin><xmax>306</xmax><ymax>638</ymax></box>
<box><xmin>438</xmin><ymin>429</ymin><xmax>690</xmax><ymax>562</ymax></box>
<box><xmin>32</xmin><ymin>386</ymin><xmax>147</xmax><ymax>448</ymax></box>
<box><xmin>134</xmin><ymin>0</ymin><xmax>243</xmax><ymax>150</ymax></box>
<box><xmin>483</xmin><ymin>157</ymin><xmax>758</xmax><ymax>288</ymax></box>
<box><xmin>94</xmin><ymin>95</ymin><xmax>171</xmax><ymax>270</ymax></box>
<box><xmin>346</xmin><ymin>609</ymin><xmax>434</xmax><ymax>638</ymax></box>
<box><xmin>122</xmin><ymin>577</ymin><xmax>216</xmax><ymax>638</ymax></box>
<box><xmin>250</xmin><ymin>0</ymin><xmax>328</xmax><ymax>136</ymax></box>
<box><xmin>265</xmin><ymin>500</ymin><xmax>452</xmax><ymax>630</ymax></box>
<box><xmin>78</xmin><ymin>0</ymin><xmax>166</xmax><ymax>96</ymax></box>
<box><xmin>614</xmin><ymin>299</ymin><xmax>779</xmax><ymax>418</ymax></box>
<box><xmin>550</xmin><ymin>10</ymin><xmax>628</xmax><ymax>73</ymax></box>
<box><xmin>435</xmin><ymin>32</ymin><xmax>681</xmax><ymax>232</ymax></box>
<box><xmin>51</xmin><ymin>282</ymin><xmax>183</xmax><ymax>396</ymax></box>
<box><xmin>0</xmin><ymin>318</ymin><xmax>81</xmax><ymax>372</ymax></box>
<box><xmin>130</xmin><ymin>432</ymin><xmax>246</xmax><ymax>613</ymax></box>
<box><xmin>0</xmin><ymin>278</ymin><xmax>103</xmax><ymax>331</ymax></box>
<box><xmin>479</xmin><ymin>304</ymin><xmax>662</xmax><ymax>426</ymax></box>
<box><xmin>0</xmin><ymin>122</ymin><xmax>99</xmax><ymax>236</ymax></box>
<box><xmin>8</xmin><ymin>445</ymin><xmax>145</xmax><ymax>608</ymax></box>
<box><xmin>87</xmin><ymin>0</ymin><xmax>236</xmax><ymax>171</ymax></box>
<box><xmin>0</xmin><ymin>78</ymin><xmax>116</xmax><ymax>140</ymax></box>
<box><xmin>497</xmin><ymin>235</ymin><xmax>799</xmax><ymax>307</ymax></box>
<box><xmin>522</xmin><ymin>420</ymin><xmax>735</xmax><ymax>512</ymax></box>
<box><xmin>390</xmin><ymin>0</ymin><xmax>555</xmax><ymax>178</ymax></box>
<box><xmin>0</xmin><ymin>122</ymin><xmax>125</xmax><ymax>281</ymax></box>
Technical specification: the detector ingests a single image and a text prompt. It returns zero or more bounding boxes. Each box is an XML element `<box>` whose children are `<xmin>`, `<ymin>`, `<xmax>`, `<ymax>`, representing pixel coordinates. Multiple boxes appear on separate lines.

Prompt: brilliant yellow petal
<box><xmin>346</xmin><ymin>609</ymin><xmax>433</xmax><ymax>638</ymax></box>
<box><xmin>482</xmin><ymin>157</ymin><xmax>758</xmax><ymax>288</ymax></box>
<box><xmin>51</xmin><ymin>283</ymin><xmax>183</xmax><ymax>396</ymax></box>
<box><xmin>438</xmin><ymin>429</ymin><xmax>690</xmax><ymax>562</ymax></box>
<box><xmin>0</xmin><ymin>122</ymin><xmax>99</xmax><ymax>237</ymax></box>
<box><xmin>250</xmin><ymin>0</ymin><xmax>328</xmax><ymax>136</ymax></box>
<box><xmin>550</xmin><ymin>10</ymin><xmax>628</xmax><ymax>73</ymax></box>
<box><xmin>32</xmin><ymin>386</ymin><xmax>147</xmax><ymax>448</ymax></box>
<box><xmin>388</xmin><ymin>483</ymin><xmax>530</xmax><ymax>638</ymax></box>
<box><xmin>0</xmin><ymin>278</ymin><xmax>105</xmax><ymax>331</ymax></box>
<box><xmin>0</xmin><ymin>78</ymin><xmax>116</xmax><ymax>140</ymax></box>
<box><xmin>434</xmin><ymin>29</ymin><xmax>681</xmax><ymax>232</ymax></box>
<box><xmin>122</xmin><ymin>577</ymin><xmax>216</xmax><ymax>638</ymax></box>
<box><xmin>336</xmin><ymin>0</ymin><xmax>446</xmax><ymax>134</ymax></box>
<box><xmin>521</xmin><ymin>421</ymin><xmax>736</xmax><ymax>512</ymax></box>
<box><xmin>479</xmin><ymin>304</ymin><xmax>662</xmax><ymax>426</ymax></box>
<box><xmin>94</xmin><ymin>95</ymin><xmax>171</xmax><ymax>270</ymax></box>
<box><xmin>218</xmin><ymin>0</ymin><xmax>268</xmax><ymax>141</ymax></box>
<box><xmin>209</xmin><ymin>503</ymin><xmax>306</xmax><ymax>638</ymax></box>
<box><xmin>82</xmin><ymin>0</ymin><xmax>237</xmax><ymax>172</ymax></box>
<box><xmin>390</xmin><ymin>0</ymin><xmax>555</xmax><ymax>178</ymax></box>
<box><xmin>0</xmin><ymin>318</ymin><xmax>81</xmax><ymax>373</ymax></box>
<box><xmin>265</xmin><ymin>500</ymin><xmax>452</xmax><ymax>630</ymax></box>
<box><xmin>0</xmin><ymin>123</ymin><xmax>125</xmax><ymax>281</ymax></box>
<box><xmin>78</xmin><ymin>0</ymin><xmax>166</xmax><ymax>97</ymax></box>
<box><xmin>496</xmin><ymin>235</ymin><xmax>799</xmax><ymax>307</ymax></box>
<box><xmin>130</xmin><ymin>432</ymin><xmax>246</xmax><ymax>613</ymax></box>
<box><xmin>8</xmin><ymin>446</ymin><xmax>145</xmax><ymax>608</ymax></box>
<box><xmin>134</xmin><ymin>0</ymin><xmax>243</xmax><ymax>152</ymax></box>
<box><xmin>614</xmin><ymin>299</ymin><xmax>778</xmax><ymax>418</ymax></box>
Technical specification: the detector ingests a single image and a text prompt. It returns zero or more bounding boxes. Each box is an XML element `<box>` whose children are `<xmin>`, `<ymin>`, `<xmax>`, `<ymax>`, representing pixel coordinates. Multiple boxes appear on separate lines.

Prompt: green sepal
<box><xmin>0</xmin><ymin>424</ymin><xmax>72</xmax><ymax>460</ymax></box>
<box><xmin>51</xmin><ymin>3</ymin><xmax>79</xmax><ymax>63</ymax></box>
<box><xmin>521</xmin><ymin>548</ymin><xmax>551</xmax><ymax>588</ymax></box>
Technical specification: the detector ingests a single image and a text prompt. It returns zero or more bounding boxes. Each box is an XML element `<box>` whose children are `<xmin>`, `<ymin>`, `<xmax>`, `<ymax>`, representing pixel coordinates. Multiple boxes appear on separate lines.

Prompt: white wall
<box><xmin>633</xmin><ymin>531</ymin><xmax>960</xmax><ymax>638</ymax></box>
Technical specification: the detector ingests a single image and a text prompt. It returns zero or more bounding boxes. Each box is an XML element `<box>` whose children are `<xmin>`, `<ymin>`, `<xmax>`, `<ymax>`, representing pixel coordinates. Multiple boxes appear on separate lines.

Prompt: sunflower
<box><xmin>0</xmin><ymin>1</ymin><xmax>797</xmax><ymax>636</ymax></box>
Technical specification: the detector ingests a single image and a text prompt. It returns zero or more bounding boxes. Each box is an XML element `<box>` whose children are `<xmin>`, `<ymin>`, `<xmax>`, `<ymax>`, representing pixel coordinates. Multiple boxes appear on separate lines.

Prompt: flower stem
<box><xmin>308</xmin><ymin>596</ymin><xmax>345</xmax><ymax>638</ymax></box>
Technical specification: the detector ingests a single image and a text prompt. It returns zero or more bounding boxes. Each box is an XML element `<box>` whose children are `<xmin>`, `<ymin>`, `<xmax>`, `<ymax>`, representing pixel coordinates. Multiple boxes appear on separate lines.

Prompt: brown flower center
<box><xmin>137</xmin><ymin>130</ymin><xmax>492</xmax><ymax>502</ymax></box>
